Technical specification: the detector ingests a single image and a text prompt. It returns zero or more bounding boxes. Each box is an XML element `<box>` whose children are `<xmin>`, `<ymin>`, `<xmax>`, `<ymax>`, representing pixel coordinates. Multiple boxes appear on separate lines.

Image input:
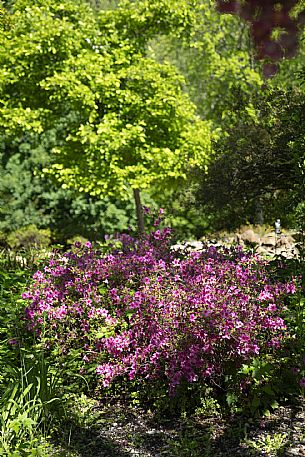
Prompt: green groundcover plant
<box><xmin>22</xmin><ymin>213</ymin><xmax>300</xmax><ymax>409</ymax></box>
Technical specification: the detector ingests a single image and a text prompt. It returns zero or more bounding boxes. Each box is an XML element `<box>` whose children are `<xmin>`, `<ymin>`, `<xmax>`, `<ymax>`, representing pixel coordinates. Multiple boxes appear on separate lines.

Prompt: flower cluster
<box><xmin>22</xmin><ymin>226</ymin><xmax>297</xmax><ymax>394</ymax></box>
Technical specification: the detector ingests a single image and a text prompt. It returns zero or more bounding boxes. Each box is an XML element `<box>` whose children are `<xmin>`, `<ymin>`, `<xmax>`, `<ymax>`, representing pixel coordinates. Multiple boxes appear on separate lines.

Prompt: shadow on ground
<box><xmin>52</xmin><ymin>398</ymin><xmax>305</xmax><ymax>456</ymax></box>
<box><xmin>52</xmin><ymin>421</ymin><xmax>132</xmax><ymax>457</ymax></box>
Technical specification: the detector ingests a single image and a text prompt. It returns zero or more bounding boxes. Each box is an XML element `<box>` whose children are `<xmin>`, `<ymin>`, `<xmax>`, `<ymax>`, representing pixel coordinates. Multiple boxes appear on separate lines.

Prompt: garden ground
<box><xmin>52</xmin><ymin>395</ymin><xmax>305</xmax><ymax>456</ymax></box>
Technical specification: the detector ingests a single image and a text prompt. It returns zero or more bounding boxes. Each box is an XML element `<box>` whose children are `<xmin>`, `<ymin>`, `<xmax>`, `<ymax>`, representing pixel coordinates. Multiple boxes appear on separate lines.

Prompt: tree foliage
<box><xmin>196</xmin><ymin>87</ymin><xmax>305</xmax><ymax>229</ymax></box>
<box><xmin>0</xmin><ymin>0</ymin><xmax>212</xmax><ymax>208</ymax></box>
<box><xmin>2</xmin><ymin>0</ymin><xmax>304</xmax><ymax>237</ymax></box>
<box><xmin>0</xmin><ymin>1</ymin><xmax>10</xmax><ymax>29</ymax></box>
<box><xmin>149</xmin><ymin>0</ymin><xmax>263</xmax><ymax>127</ymax></box>
<box><xmin>0</xmin><ymin>135</ymin><xmax>138</xmax><ymax>242</ymax></box>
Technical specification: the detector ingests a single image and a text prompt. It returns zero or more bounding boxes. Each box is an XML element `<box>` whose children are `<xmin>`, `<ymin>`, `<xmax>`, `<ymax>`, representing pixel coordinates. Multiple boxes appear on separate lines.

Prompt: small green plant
<box><xmin>0</xmin><ymin>348</ymin><xmax>64</xmax><ymax>456</ymax></box>
<box><xmin>168</xmin><ymin>426</ymin><xmax>212</xmax><ymax>457</ymax></box>
<box><xmin>244</xmin><ymin>432</ymin><xmax>288</xmax><ymax>456</ymax></box>
<box><xmin>64</xmin><ymin>393</ymin><xmax>101</xmax><ymax>428</ymax></box>
<box><xmin>194</xmin><ymin>396</ymin><xmax>221</xmax><ymax>417</ymax></box>
<box><xmin>0</xmin><ymin>384</ymin><xmax>48</xmax><ymax>456</ymax></box>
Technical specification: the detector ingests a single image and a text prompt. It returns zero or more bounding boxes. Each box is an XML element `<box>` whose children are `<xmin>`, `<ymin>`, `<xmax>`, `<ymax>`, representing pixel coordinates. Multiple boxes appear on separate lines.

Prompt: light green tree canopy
<box><xmin>148</xmin><ymin>0</ymin><xmax>264</xmax><ymax>129</ymax></box>
<box><xmin>0</xmin><ymin>0</ymin><xmax>212</xmax><ymax>208</ymax></box>
<box><xmin>0</xmin><ymin>1</ymin><xmax>10</xmax><ymax>29</ymax></box>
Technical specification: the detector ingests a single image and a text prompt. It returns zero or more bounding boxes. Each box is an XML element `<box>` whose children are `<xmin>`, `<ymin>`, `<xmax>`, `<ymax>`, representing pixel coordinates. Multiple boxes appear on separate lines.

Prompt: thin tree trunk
<box><xmin>133</xmin><ymin>188</ymin><xmax>145</xmax><ymax>235</ymax></box>
<box><xmin>255</xmin><ymin>198</ymin><xmax>264</xmax><ymax>226</ymax></box>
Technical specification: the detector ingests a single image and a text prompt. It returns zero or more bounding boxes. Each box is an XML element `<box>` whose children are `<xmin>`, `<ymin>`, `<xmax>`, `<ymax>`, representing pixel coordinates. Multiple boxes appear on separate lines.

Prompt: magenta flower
<box><xmin>22</xmin><ymin>223</ymin><xmax>298</xmax><ymax>395</ymax></box>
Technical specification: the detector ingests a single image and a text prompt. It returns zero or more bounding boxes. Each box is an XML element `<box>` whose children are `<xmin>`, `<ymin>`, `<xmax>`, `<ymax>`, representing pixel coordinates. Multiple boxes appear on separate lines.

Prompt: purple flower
<box><xmin>299</xmin><ymin>378</ymin><xmax>305</xmax><ymax>388</ymax></box>
<box><xmin>153</xmin><ymin>230</ymin><xmax>161</xmax><ymax>240</ymax></box>
<box><xmin>8</xmin><ymin>339</ymin><xmax>18</xmax><ymax>346</ymax></box>
<box><xmin>22</xmin><ymin>217</ymin><xmax>297</xmax><ymax>395</ymax></box>
<box><xmin>189</xmin><ymin>313</ymin><xmax>196</xmax><ymax>323</ymax></box>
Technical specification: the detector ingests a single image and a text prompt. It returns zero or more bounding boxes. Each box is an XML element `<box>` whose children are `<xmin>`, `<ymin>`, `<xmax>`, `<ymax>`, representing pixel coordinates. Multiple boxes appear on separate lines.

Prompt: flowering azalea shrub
<box><xmin>22</xmin><ymin>225</ymin><xmax>297</xmax><ymax>398</ymax></box>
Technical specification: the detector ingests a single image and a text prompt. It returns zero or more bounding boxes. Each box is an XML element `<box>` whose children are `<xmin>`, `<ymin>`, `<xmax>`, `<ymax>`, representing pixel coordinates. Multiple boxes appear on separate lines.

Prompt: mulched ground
<box><xmin>53</xmin><ymin>397</ymin><xmax>305</xmax><ymax>456</ymax></box>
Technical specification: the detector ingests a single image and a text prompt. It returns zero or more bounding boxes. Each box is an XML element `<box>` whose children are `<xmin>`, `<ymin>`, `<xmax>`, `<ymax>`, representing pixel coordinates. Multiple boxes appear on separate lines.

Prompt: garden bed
<box><xmin>53</xmin><ymin>396</ymin><xmax>305</xmax><ymax>456</ymax></box>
